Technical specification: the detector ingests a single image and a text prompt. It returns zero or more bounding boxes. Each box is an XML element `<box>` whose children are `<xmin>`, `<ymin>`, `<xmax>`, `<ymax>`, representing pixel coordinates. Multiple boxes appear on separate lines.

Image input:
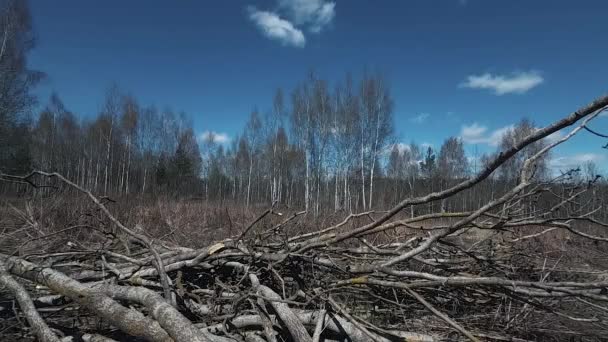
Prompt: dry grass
<box><xmin>3</xmin><ymin>193</ymin><xmax>608</xmax><ymax>341</ymax></box>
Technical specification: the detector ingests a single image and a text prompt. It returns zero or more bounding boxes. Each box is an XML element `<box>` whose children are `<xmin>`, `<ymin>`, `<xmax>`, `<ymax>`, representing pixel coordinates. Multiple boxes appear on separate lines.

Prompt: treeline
<box><xmin>29</xmin><ymin>89</ymin><xmax>204</xmax><ymax>196</ymax></box>
<box><xmin>4</xmin><ymin>70</ymin><xmax>574</xmax><ymax>214</ymax></box>
<box><xmin>1</xmin><ymin>0</ymin><xmax>605</xmax><ymax>216</ymax></box>
<box><xmin>0</xmin><ymin>0</ymin><xmax>43</xmax><ymax>176</ymax></box>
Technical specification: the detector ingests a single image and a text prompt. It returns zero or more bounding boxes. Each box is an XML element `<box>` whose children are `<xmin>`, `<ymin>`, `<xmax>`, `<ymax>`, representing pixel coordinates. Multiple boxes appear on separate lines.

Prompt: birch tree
<box><xmin>244</xmin><ymin>109</ymin><xmax>262</xmax><ymax>207</ymax></box>
<box><xmin>359</xmin><ymin>72</ymin><xmax>393</xmax><ymax>209</ymax></box>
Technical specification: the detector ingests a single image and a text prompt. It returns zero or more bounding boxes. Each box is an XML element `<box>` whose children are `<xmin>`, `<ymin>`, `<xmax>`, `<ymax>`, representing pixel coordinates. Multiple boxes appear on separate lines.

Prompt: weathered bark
<box><xmin>199</xmin><ymin>310</ymin><xmax>437</xmax><ymax>342</ymax></box>
<box><xmin>0</xmin><ymin>260</ymin><xmax>61</xmax><ymax>342</ymax></box>
<box><xmin>93</xmin><ymin>283</ymin><xmax>212</xmax><ymax>342</ymax></box>
<box><xmin>1</xmin><ymin>255</ymin><xmax>174</xmax><ymax>342</ymax></box>
<box><xmin>249</xmin><ymin>273</ymin><xmax>312</xmax><ymax>342</ymax></box>
<box><xmin>81</xmin><ymin>334</ymin><xmax>120</xmax><ymax>342</ymax></box>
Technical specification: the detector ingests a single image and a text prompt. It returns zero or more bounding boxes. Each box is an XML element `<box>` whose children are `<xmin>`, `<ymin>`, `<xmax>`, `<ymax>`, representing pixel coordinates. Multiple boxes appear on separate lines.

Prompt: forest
<box><xmin>2</xmin><ymin>1</ymin><xmax>608</xmax><ymax>341</ymax></box>
<box><xmin>6</xmin><ymin>71</ymin><xmax>584</xmax><ymax>214</ymax></box>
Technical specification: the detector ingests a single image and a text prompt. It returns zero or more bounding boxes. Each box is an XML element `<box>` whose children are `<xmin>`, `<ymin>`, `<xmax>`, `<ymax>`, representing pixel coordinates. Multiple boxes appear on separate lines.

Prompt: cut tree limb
<box><xmin>249</xmin><ymin>273</ymin><xmax>312</xmax><ymax>342</ymax></box>
<box><xmin>0</xmin><ymin>259</ymin><xmax>61</xmax><ymax>342</ymax></box>
<box><xmin>0</xmin><ymin>254</ymin><xmax>203</xmax><ymax>342</ymax></box>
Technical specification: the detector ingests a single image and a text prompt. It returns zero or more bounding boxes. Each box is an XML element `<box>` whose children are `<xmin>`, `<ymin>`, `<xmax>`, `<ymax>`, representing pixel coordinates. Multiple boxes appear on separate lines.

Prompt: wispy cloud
<box><xmin>550</xmin><ymin>153</ymin><xmax>606</xmax><ymax>170</ymax></box>
<box><xmin>410</xmin><ymin>112</ymin><xmax>430</xmax><ymax>124</ymax></box>
<box><xmin>462</xmin><ymin>123</ymin><xmax>568</xmax><ymax>147</ymax></box>
<box><xmin>278</xmin><ymin>0</ymin><xmax>336</xmax><ymax>33</ymax></box>
<box><xmin>460</xmin><ymin>123</ymin><xmax>513</xmax><ymax>146</ymax></box>
<box><xmin>460</xmin><ymin>71</ymin><xmax>544</xmax><ymax>95</ymax></box>
<box><xmin>247</xmin><ymin>6</ymin><xmax>306</xmax><ymax>47</ymax></box>
<box><xmin>198</xmin><ymin>131</ymin><xmax>231</xmax><ymax>144</ymax></box>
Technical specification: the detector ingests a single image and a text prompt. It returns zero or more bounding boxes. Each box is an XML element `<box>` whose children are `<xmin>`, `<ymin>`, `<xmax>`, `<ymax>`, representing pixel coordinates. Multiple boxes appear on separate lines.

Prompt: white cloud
<box><xmin>460</xmin><ymin>123</ymin><xmax>513</xmax><ymax>146</ymax></box>
<box><xmin>410</xmin><ymin>112</ymin><xmax>430</xmax><ymax>124</ymax></box>
<box><xmin>278</xmin><ymin>0</ymin><xmax>336</xmax><ymax>33</ymax></box>
<box><xmin>467</xmin><ymin>155</ymin><xmax>479</xmax><ymax>163</ymax></box>
<box><xmin>487</xmin><ymin>126</ymin><xmax>513</xmax><ymax>146</ymax></box>
<box><xmin>247</xmin><ymin>6</ymin><xmax>306</xmax><ymax>47</ymax></box>
<box><xmin>460</xmin><ymin>71</ymin><xmax>544</xmax><ymax>95</ymax></box>
<box><xmin>543</xmin><ymin>130</ymin><xmax>564</xmax><ymax>144</ymax></box>
<box><xmin>198</xmin><ymin>131</ymin><xmax>230</xmax><ymax>144</ymax></box>
<box><xmin>463</xmin><ymin>124</ymin><xmax>567</xmax><ymax>148</ymax></box>
<box><xmin>550</xmin><ymin>153</ymin><xmax>606</xmax><ymax>170</ymax></box>
<box><xmin>460</xmin><ymin>123</ymin><xmax>487</xmax><ymax>143</ymax></box>
<box><xmin>385</xmin><ymin>142</ymin><xmax>411</xmax><ymax>155</ymax></box>
<box><xmin>395</xmin><ymin>143</ymin><xmax>411</xmax><ymax>153</ymax></box>
<box><xmin>247</xmin><ymin>0</ymin><xmax>335</xmax><ymax>46</ymax></box>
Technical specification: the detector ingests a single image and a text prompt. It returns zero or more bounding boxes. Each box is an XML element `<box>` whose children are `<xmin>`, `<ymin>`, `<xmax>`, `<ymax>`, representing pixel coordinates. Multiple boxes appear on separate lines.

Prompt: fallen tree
<box><xmin>1</xmin><ymin>94</ymin><xmax>608</xmax><ymax>341</ymax></box>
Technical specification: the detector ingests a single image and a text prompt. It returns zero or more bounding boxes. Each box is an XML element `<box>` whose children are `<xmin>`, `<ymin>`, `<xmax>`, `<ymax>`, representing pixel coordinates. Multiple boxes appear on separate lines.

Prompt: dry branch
<box><xmin>0</xmin><ymin>260</ymin><xmax>61</xmax><ymax>342</ymax></box>
<box><xmin>1</xmin><ymin>94</ymin><xmax>608</xmax><ymax>341</ymax></box>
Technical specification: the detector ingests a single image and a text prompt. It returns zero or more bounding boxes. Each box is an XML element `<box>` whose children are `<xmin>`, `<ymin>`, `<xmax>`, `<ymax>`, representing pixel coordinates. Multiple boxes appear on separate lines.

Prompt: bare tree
<box><xmin>498</xmin><ymin>118</ymin><xmax>549</xmax><ymax>182</ymax></box>
<box><xmin>244</xmin><ymin>109</ymin><xmax>262</xmax><ymax>208</ymax></box>
<box><xmin>359</xmin><ymin>72</ymin><xmax>393</xmax><ymax>209</ymax></box>
<box><xmin>201</xmin><ymin>131</ymin><xmax>218</xmax><ymax>201</ymax></box>
<box><xmin>291</xmin><ymin>81</ymin><xmax>313</xmax><ymax>212</ymax></box>
<box><xmin>0</xmin><ymin>0</ymin><xmax>43</xmax><ymax>174</ymax></box>
<box><xmin>119</xmin><ymin>95</ymin><xmax>138</xmax><ymax>195</ymax></box>
<box><xmin>2</xmin><ymin>94</ymin><xmax>608</xmax><ymax>342</ymax></box>
<box><xmin>437</xmin><ymin>137</ymin><xmax>468</xmax><ymax>181</ymax></box>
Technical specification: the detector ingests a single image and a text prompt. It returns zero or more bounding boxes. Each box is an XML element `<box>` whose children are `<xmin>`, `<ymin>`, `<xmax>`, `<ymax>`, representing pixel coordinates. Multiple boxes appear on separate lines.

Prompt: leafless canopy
<box><xmin>1</xmin><ymin>94</ymin><xmax>608</xmax><ymax>341</ymax></box>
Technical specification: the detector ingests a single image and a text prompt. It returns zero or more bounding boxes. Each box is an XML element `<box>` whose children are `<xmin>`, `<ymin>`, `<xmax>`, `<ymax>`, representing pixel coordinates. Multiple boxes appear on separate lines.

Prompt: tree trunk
<box><xmin>246</xmin><ymin>158</ymin><xmax>253</xmax><ymax>208</ymax></box>
<box><xmin>360</xmin><ymin>141</ymin><xmax>366</xmax><ymax>210</ymax></box>
<box><xmin>104</xmin><ymin>122</ymin><xmax>113</xmax><ymax>195</ymax></box>
<box><xmin>305</xmin><ymin>150</ymin><xmax>310</xmax><ymax>212</ymax></box>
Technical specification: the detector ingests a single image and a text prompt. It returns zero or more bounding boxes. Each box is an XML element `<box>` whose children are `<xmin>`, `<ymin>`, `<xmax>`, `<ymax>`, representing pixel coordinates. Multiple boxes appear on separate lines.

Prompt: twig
<box><xmin>404</xmin><ymin>287</ymin><xmax>480</xmax><ymax>342</ymax></box>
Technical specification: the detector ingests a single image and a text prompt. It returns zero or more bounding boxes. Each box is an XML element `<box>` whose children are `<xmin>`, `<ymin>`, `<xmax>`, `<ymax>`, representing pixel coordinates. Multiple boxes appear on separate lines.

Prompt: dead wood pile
<box><xmin>1</xmin><ymin>95</ymin><xmax>608</xmax><ymax>341</ymax></box>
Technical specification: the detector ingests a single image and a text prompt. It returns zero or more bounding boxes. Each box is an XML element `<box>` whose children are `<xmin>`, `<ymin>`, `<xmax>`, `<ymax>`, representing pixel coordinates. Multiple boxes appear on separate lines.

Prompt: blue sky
<box><xmin>29</xmin><ymin>0</ymin><xmax>608</xmax><ymax>172</ymax></box>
